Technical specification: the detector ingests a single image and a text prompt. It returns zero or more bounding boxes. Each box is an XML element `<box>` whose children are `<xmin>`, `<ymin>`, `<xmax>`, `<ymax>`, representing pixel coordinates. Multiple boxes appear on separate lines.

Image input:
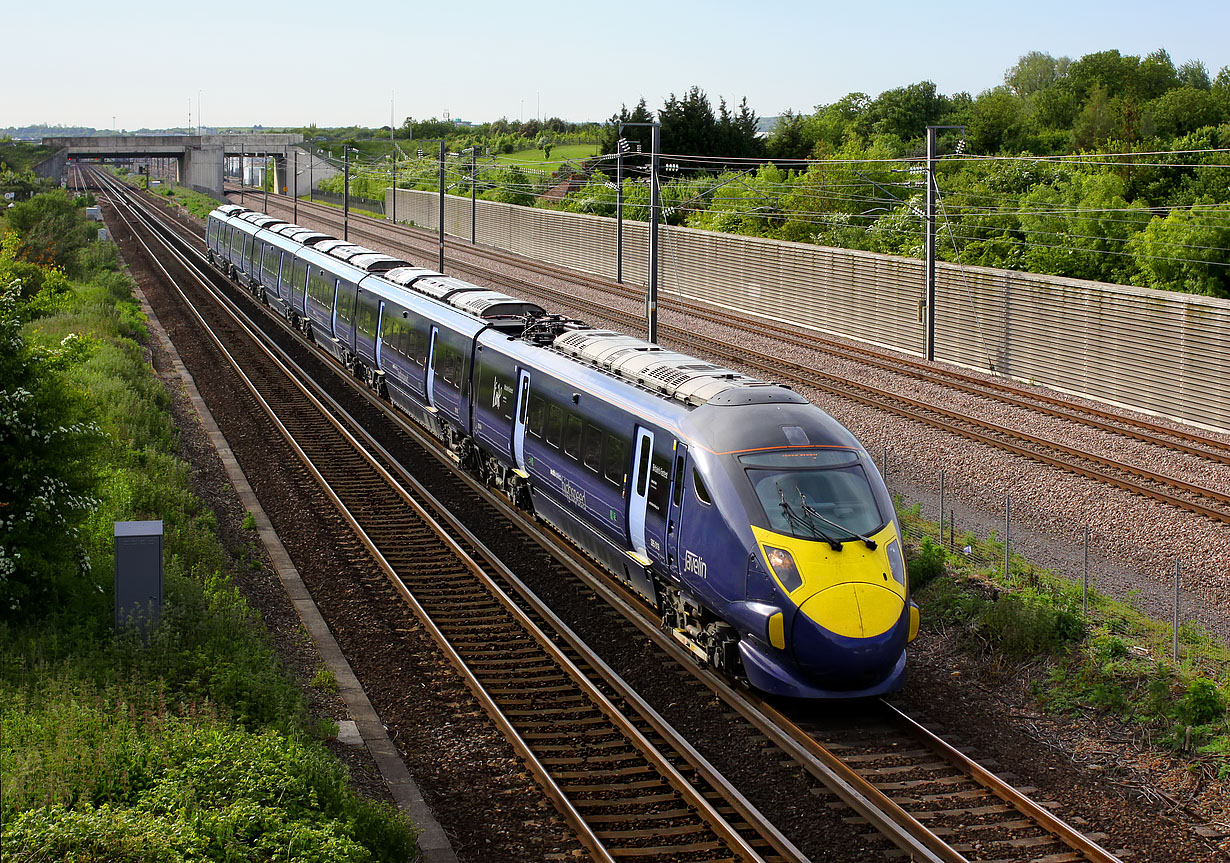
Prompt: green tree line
<box><xmin>552</xmin><ymin>50</ymin><xmax>1230</xmax><ymax>298</ymax></box>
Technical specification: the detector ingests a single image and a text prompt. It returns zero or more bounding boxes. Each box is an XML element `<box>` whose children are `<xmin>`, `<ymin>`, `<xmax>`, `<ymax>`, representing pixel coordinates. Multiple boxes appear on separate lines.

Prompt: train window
<box><xmin>692</xmin><ymin>468</ymin><xmax>712</xmax><ymax>505</ymax></box>
<box><xmin>583</xmin><ymin>425</ymin><xmax>602</xmax><ymax>472</ymax></box>
<box><xmin>207</xmin><ymin>220</ymin><xmax>217</xmax><ymax>247</ymax></box>
<box><xmin>336</xmin><ymin>282</ymin><xmax>357</xmax><ymax>326</ymax></box>
<box><xmin>635</xmin><ymin>439</ymin><xmax>651</xmax><ymax>497</ymax></box>
<box><xmin>604</xmin><ymin>436</ymin><xmax>627</xmax><ymax>488</ymax></box>
<box><xmin>672</xmin><ymin>454</ymin><xmax>685</xmax><ymax>507</ymax></box>
<box><xmin>308</xmin><ymin>268</ymin><xmax>335</xmax><ymax>309</ymax></box>
<box><xmin>545</xmin><ymin>404</ymin><xmax>563</xmax><ymax>447</ymax></box>
<box><xmin>476</xmin><ymin>365</ymin><xmax>497</xmax><ymax>412</ymax></box>
<box><xmin>229</xmin><ymin>228</ymin><xmax>241</xmax><ymax>260</ymax></box>
<box><xmin>356</xmin><ymin>295</ymin><xmax>379</xmax><ymax>339</ymax></box>
<box><xmin>242</xmin><ymin>234</ymin><xmax>253</xmax><ymax>270</ymax></box>
<box><xmin>519</xmin><ymin>386</ymin><xmax>529</xmax><ymax>424</ymax></box>
<box><xmin>563</xmin><ymin>415</ymin><xmax>582</xmax><ymax>459</ymax></box>
<box><xmin>527</xmin><ymin>395</ymin><xmax>545</xmax><ymax>437</ymax></box>
<box><xmin>291</xmin><ymin>260</ymin><xmax>307</xmax><ymax>295</ymax></box>
<box><xmin>262</xmin><ymin>245</ymin><xmax>279</xmax><ymax>284</ymax></box>
<box><xmin>410</xmin><ymin>326</ymin><xmax>427</xmax><ymax>366</ymax></box>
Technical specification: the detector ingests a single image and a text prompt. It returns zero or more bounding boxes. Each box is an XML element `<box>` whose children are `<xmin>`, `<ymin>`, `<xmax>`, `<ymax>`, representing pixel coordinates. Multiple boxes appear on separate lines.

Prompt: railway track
<box><xmin>231</xmin><ymin>193</ymin><xmax>1229</xmax><ymax>525</ymax></box>
<box><xmin>95</xmin><ymin>169</ymin><xmax>800</xmax><ymax>863</ymax></box>
<box><xmin>101</xmin><ymin>172</ymin><xmax>1148</xmax><ymax>861</ymax></box>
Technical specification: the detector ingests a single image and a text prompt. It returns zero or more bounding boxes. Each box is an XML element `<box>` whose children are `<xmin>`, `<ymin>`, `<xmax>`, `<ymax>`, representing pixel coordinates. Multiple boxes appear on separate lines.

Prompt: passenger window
<box><xmin>563</xmin><ymin>415</ymin><xmax>582</xmax><ymax>458</ymax></box>
<box><xmin>604</xmin><ymin>436</ymin><xmax>627</xmax><ymax>488</ymax></box>
<box><xmin>583</xmin><ymin>424</ymin><xmax>602</xmax><ymax>471</ymax></box>
<box><xmin>546</xmin><ymin>404</ymin><xmax>563</xmax><ymax>447</ymax></box>
<box><xmin>527</xmin><ymin>396</ymin><xmax>545</xmax><ymax>437</ymax></box>
<box><xmin>693</xmin><ymin>468</ymin><xmax>711</xmax><ymax>505</ymax></box>
<box><xmin>672</xmin><ymin>454</ymin><xmax>685</xmax><ymax>507</ymax></box>
<box><xmin>635</xmin><ymin>438</ymin><xmax>650</xmax><ymax>496</ymax></box>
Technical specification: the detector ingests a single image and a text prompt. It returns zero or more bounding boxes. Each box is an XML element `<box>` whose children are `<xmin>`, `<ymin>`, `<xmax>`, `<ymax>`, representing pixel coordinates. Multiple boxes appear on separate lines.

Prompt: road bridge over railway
<box><xmin>35</xmin><ymin>134</ymin><xmax>320</xmax><ymax>198</ymax></box>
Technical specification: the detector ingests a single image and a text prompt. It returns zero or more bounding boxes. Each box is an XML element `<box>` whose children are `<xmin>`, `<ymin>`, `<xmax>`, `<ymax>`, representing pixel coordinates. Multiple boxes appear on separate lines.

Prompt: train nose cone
<box><xmin>792</xmin><ymin>584</ymin><xmax>906</xmax><ymax>678</ymax></box>
<box><xmin>799</xmin><ymin>583</ymin><xmax>904</xmax><ymax>639</ymax></box>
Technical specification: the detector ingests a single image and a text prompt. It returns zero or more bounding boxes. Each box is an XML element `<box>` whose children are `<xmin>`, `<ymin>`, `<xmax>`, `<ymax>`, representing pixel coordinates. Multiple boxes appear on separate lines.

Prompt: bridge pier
<box><xmin>180</xmin><ymin>145</ymin><xmax>224</xmax><ymax>198</ymax></box>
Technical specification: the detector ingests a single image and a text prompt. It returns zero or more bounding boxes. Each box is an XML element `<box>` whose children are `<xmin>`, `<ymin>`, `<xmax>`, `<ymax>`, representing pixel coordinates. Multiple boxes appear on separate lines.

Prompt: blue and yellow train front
<box><xmin>725</xmin><ymin>446</ymin><xmax>919</xmax><ymax>699</ymax></box>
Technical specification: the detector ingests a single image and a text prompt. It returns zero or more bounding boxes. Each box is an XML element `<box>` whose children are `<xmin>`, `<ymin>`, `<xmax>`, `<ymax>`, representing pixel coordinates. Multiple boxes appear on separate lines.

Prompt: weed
<box><xmin>242</xmin><ymin>511</ymin><xmax>257</xmax><ymax>531</ymax></box>
<box><xmin>906</xmin><ymin>537</ymin><xmax>947</xmax><ymax>590</ymax></box>
<box><xmin>310</xmin><ymin>666</ymin><xmax>338</xmax><ymax>694</ymax></box>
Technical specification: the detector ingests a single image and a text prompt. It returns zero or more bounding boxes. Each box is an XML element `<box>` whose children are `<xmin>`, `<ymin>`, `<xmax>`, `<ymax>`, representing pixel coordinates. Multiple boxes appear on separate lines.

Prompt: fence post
<box><xmin>1174</xmin><ymin>559</ymin><xmax>1181</xmax><ymax>661</ymax></box>
<box><xmin>1004</xmin><ymin>494</ymin><xmax>1011</xmax><ymax>579</ymax></box>
<box><xmin>938</xmin><ymin>469</ymin><xmax>945</xmax><ymax>544</ymax></box>
<box><xmin>1082</xmin><ymin>523</ymin><xmax>1090</xmax><ymax>615</ymax></box>
<box><xmin>949</xmin><ymin>509</ymin><xmax>954</xmax><ymax>549</ymax></box>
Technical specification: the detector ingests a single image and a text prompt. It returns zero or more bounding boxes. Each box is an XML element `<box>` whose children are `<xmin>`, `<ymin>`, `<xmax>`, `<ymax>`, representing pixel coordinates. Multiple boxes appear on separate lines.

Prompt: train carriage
<box><xmin>205</xmin><ymin>204</ymin><xmax>919</xmax><ymax>700</ymax></box>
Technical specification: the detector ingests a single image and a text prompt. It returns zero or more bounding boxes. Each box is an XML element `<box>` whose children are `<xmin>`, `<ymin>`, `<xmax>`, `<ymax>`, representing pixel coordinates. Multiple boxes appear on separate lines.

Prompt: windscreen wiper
<box><xmin>779</xmin><ymin>485</ymin><xmax>842</xmax><ymax>550</ymax></box>
<box><xmin>801</xmin><ymin>497</ymin><xmax>877</xmax><ymax>550</ymax></box>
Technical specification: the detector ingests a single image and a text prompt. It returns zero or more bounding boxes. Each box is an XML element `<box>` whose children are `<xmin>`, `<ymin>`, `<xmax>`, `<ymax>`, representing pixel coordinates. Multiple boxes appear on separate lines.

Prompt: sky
<box><xmin>8</xmin><ymin>0</ymin><xmax>1230</xmax><ymax>132</ymax></box>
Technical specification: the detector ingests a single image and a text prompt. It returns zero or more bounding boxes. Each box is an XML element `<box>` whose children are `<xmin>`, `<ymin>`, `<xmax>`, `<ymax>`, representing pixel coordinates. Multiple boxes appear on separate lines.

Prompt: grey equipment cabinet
<box><xmin>114</xmin><ymin>520</ymin><xmax>163</xmax><ymax>631</ymax></box>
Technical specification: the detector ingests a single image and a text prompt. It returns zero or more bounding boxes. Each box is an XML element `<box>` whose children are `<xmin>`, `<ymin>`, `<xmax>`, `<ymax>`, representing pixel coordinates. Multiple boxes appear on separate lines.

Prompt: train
<box><xmin>205</xmin><ymin>203</ymin><xmax>919</xmax><ymax>699</ymax></box>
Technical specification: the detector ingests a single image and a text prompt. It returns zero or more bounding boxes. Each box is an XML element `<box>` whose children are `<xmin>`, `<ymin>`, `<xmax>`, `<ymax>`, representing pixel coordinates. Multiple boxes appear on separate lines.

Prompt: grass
<box><xmin>493</xmin><ymin>143</ymin><xmax>600</xmax><ymax>171</ymax></box>
<box><xmin>1</xmin><ymin>195</ymin><xmax>417</xmax><ymax>860</ymax></box>
<box><xmin>902</xmin><ymin>504</ymin><xmax>1230</xmax><ymax>774</ymax></box>
<box><xmin>0</xmin><ymin>142</ymin><xmax>59</xmax><ymax>173</ymax></box>
<box><xmin>152</xmin><ymin>183</ymin><xmax>222</xmax><ymax>219</ymax></box>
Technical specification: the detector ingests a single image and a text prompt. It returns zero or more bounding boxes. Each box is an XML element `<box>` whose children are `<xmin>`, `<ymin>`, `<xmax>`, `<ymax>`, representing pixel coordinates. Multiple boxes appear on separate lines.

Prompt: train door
<box><xmin>425</xmin><ymin>326</ymin><xmax>438</xmax><ymax>409</ymax></box>
<box><xmin>628</xmin><ymin>426</ymin><xmax>654</xmax><ymax>563</ymax></box>
<box><xmin>374</xmin><ymin>302</ymin><xmax>385</xmax><ymax>371</ymax></box>
<box><xmin>512</xmin><ymin>369</ymin><xmax>531</xmax><ymax>474</ymax></box>
<box><xmin>666</xmin><ymin>442</ymin><xmax>688</xmax><ymax>577</ymax></box>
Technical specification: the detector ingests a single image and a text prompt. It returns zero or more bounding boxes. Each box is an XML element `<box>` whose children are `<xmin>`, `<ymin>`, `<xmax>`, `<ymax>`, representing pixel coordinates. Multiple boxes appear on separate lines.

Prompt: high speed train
<box><xmin>206</xmin><ymin>203</ymin><xmax>919</xmax><ymax>699</ymax></box>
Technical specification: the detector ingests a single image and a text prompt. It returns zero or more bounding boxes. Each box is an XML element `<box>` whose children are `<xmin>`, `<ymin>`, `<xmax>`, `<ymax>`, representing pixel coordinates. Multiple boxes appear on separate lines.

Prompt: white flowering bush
<box><xmin>1</xmin><ymin>249</ymin><xmax>102</xmax><ymax>615</ymax></box>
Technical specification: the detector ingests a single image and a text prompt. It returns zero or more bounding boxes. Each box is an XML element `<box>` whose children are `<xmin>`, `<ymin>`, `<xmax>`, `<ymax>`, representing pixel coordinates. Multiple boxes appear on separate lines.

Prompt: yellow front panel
<box><xmin>753</xmin><ymin>522</ymin><xmax>907</xmax><ymax>639</ymax></box>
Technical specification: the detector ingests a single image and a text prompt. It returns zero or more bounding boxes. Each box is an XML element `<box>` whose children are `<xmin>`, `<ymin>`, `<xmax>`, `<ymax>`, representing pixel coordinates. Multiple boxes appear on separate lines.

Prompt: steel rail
<box><xmin>143</xmin><ymin>175</ymin><xmax>1127</xmax><ymax>862</ymax></box>
<box><xmin>97</xmin><ymin>168</ymin><xmax>797</xmax><ymax>863</ymax></box>
<box><xmin>254</xmin><ymin>192</ymin><xmax>1230</xmax><ymax>463</ymax></box>
<box><xmin>233</xmin><ymin>194</ymin><xmax>1229</xmax><ymax>522</ymax></box>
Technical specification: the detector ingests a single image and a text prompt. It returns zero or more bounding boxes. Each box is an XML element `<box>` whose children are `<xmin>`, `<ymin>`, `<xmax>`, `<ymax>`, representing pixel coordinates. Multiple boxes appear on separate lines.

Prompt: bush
<box><xmin>906</xmin><ymin>537</ymin><xmax>947</xmax><ymax>590</ymax></box>
<box><xmin>977</xmin><ymin>594</ymin><xmax>1086</xmax><ymax>658</ymax></box>
<box><xmin>1177</xmin><ymin>678</ymin><xmax>1227</xmax><ymax>726</ymax></box>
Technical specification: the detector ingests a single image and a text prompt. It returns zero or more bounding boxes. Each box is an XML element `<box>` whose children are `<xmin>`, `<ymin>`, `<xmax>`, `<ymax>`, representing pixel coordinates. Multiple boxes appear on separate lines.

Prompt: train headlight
<box><xmin>885</xmin><ymin>537</ymin><xmax>906</xmax><ymax>587</ymax></box>
<box><xmin>764</xmin><ymin>546</ymin><xmax>802</xmax><ymax>592</ymax></box>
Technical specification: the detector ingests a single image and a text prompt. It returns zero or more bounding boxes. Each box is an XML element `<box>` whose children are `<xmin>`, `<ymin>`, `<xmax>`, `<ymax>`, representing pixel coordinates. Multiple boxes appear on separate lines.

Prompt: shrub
<box><xmin>1176</xmin><ymin>679</ymin><xmax>1227</xmax><ymax>726</ymax></box>
<box><xmin>906</xmin><ymin>537</ymin><xmax>947</xmax><ymax>590</ymax></box>
<box><xmin>977</xmin><ymin>594</ymin><xmax>1086</xmax><ymax>658</ymax></box>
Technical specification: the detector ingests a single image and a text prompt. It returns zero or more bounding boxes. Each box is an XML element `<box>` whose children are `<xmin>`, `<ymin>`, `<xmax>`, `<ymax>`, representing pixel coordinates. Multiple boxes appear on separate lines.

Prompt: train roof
<box><xmin>552</xmin><ymin>328</ymin><xmax>798</xmax><ymax>408</ymax></box>
<box><xmin>378</xmin><ymin>267</ymin><xmax>542</xmax><ymax>322</ymax></box>
<box><xmin>238</xmin><ymin>212</ymin><xmax>285</xmax><ymax>229</ymax></box>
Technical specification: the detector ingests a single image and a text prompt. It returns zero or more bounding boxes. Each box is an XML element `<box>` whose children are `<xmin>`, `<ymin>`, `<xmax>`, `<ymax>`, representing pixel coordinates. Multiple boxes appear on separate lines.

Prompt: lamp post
<box><xmin>924</xmin><ymin>124</ymin><xmax>965</xmax><ymax>362</ymax></box>
<box><xmin>293</xmin><ymin>150</ymin><xmax>298</xmax><ymax>222</ymax></box>
<box><xmin>344</xmin><ymin>147</ymin><xmax>351</xmax><ymax>241</ymax></box>
<box><xmin>617</xmin><ymin>121</ymin><xmax>661</xmax><ymax>342</ymax></box>
<box><xmin>470</xmin><ymin>147</ymin><xmax>477</xmax><ymax>245</ymax></box>
<box><xmin>438</xmin><ymin>140</ymin><xmax>446</xmax><ymax>271</ymax></box>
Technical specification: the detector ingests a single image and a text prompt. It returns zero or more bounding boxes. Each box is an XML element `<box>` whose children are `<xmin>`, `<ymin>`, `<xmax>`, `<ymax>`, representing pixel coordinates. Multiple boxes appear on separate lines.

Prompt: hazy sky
<box><xmin>10</xmin><ymin>0</ymin><xmax>1229</xmax><ymax>131</ymax></box>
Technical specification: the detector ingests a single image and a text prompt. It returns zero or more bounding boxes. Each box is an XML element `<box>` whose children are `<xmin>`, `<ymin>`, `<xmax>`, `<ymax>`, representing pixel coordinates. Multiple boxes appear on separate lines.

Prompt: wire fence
<box><xmin>309</xmin><ymin>189</ymin><xmax>385</xmax><ymax>216</ymax></box>
<box><xmin>878</xmin><ymin>446</ymin><xmax>1219</xmax><ymax>661</ymax></box>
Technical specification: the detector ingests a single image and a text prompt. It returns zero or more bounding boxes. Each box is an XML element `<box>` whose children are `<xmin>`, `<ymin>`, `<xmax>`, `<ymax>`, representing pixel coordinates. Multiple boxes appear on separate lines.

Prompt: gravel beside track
<box><xmin>108</xmin><ymin>181</ymin><xmax>1226</xmax><ymax>860</ymax></box>
<box><xmin>238</xmin><ymin>194</ymin><xmax>1230</xmax><ymax>640</ymax></box>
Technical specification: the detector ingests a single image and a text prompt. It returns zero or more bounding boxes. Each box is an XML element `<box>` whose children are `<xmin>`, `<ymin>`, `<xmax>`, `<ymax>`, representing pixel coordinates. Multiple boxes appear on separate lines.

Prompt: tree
<box><xmin>1130</xmin><ymin>201</ymin><xmax>1230</xmax><ymax>297</ymax></box>
<box><xmin>1069</xmin><ymin>84</ymin><xmax>1115</xmax><ymax>150</ymax></box>
<box><xmin>599</xmin><ymin>99</ymin><xmax>654</xmax><ymax>157</ymax></box>
<box><xmin>660</xmin><ymin>86</ymin><xmax>718</xmax><ymax>157</ymax></box>
<box><xmin>5</xmin><ymin>191</ymin><xmax>98</xmax><ymax>277</ymax></box>
<box><xmin>1178</xmin><ymin>59</ymin><xmax>1212</xmax><ymax>91</ymax></box>
<box><xmin>1004</xmin><ymin>51</ymin><xmax>1070</xmax><ymax>97</ymax></box>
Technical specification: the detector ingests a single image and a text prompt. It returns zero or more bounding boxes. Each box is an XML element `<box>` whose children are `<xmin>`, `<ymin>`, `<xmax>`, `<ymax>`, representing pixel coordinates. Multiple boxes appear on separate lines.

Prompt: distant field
<box><xmin>493</xmin><ymin>143</ymin><xmax>600</xmax><ymax>169</ymax></box>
